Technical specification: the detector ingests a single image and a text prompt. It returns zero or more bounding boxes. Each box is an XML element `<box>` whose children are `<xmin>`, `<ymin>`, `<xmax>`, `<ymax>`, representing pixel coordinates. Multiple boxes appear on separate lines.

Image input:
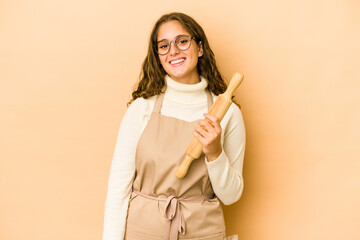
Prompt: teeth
<box><xmin>170</xmin><ymin>58</ymin><xmax>185</xmax><ymax>64</ymax></box>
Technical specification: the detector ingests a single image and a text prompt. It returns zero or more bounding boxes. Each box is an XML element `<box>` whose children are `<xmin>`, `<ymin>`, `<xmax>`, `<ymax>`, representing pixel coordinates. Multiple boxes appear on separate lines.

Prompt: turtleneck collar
<box><xmin>164</xmin><ymin>75</ymin><xmax>209</xmax><ymax>104</ymax></box>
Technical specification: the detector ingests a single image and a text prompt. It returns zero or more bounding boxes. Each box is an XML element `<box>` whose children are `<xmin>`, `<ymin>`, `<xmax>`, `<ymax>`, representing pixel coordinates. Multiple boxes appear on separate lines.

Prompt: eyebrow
<box><xmin>157</xmin><ymin>34</ymin><xmax>188</xmax><ymax>42</ymax></box>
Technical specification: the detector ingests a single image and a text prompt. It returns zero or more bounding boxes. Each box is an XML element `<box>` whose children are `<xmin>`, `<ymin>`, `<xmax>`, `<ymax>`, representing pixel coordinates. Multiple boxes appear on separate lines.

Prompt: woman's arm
<box><xmin>205</xmin><ymin>103</ymin><xmax>246</xmax><ymax>205</ymax></box>
<box><xmin>102</xmin><ymin>99</ymin><xmax>146</xmax><ymax>240</ymax></box>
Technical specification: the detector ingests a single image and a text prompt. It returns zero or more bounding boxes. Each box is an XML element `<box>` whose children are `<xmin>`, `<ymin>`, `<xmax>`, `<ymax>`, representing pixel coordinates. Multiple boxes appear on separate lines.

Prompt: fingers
<box><xmin>193</xmin><ymin>128</ymin><xmax>206</xmax><ymax>142</ymax></box>
<box><xmin>203</xmin><ymin>113</ymin><xmax>221</xmax><ymax>133</ymax></box>
<box><xmin>193</xmin><ymin>113</ymin><xmax>223</xmax><ymax>160</ymax></box>
<box><xmin>193</xmin><ymin>113</ymin><xmax>221</xmax><ymax>142</ymax></box>
<box><xmin>195</xmin><ymin>124</ymin><xmax>210</xmax><ymax>139</ymax></box>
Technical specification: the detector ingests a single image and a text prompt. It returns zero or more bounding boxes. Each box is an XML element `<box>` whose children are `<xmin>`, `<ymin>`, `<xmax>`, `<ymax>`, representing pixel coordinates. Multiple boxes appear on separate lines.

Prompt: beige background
<box><xmin>1</xmin><ymin>0</ymin><xmax>360</xmax><ymax>239</ymax></box>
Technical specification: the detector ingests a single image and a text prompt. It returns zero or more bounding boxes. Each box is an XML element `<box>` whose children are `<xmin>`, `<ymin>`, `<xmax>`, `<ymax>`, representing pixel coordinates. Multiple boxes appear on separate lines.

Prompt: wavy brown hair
<box><xmin>128</xmin><ymin>12</ymin><xmax>228</xmax><ymax>106</ymax></box>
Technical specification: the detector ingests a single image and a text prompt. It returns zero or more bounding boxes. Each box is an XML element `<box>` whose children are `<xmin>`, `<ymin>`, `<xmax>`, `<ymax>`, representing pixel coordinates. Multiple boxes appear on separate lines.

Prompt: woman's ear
<box><xmin>198</xmin><ymin>41</ymin><xmax>203</xmax><ymax>57</ymax></box>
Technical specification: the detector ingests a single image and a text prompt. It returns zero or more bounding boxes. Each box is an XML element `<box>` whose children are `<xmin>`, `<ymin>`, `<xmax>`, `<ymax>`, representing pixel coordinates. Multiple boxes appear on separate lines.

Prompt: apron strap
<box><xmin>153</xmin><ymin>92</ymin><xmax>165</xmax><ymax>114</ymax></box>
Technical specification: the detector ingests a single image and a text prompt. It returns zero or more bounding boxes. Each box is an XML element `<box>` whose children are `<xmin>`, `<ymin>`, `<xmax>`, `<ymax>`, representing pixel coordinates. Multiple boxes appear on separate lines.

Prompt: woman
<box><xmin>103</xmin><ymin>12</ymin><xmax>245</xmax><ymax>240</ymax></box>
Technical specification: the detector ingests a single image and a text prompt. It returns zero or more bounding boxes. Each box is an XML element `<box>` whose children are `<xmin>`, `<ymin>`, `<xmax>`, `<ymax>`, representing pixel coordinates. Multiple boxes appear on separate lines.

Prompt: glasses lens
<box><xmin>157</xmin><ymin>40</ymin><xmax>169</xmax><ymax>55</ymax></box>
<box><xmin>175</xmin><ymin>36</ymin><xmax>191</xmax><ymax>50</ymax></box>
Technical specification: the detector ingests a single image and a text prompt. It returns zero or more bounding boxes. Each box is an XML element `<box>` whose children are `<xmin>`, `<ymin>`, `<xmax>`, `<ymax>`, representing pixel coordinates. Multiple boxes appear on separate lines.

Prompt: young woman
<box><xmin>103</xmin><ymin>12</ymin><xmax>245</xmax><ymax>240</ymax></box>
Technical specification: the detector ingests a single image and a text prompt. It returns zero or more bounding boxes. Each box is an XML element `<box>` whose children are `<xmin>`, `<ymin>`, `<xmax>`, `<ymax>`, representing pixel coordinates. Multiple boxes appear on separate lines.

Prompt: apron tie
<box><xmin>163</xmin><ymin>195</ymin><xmax>185</xmax><ymax>240</ymax></box>
<box><xmin>132</xmin><ymin>190</ymin><xmax>213</xmax><ymax>240</ymax></box>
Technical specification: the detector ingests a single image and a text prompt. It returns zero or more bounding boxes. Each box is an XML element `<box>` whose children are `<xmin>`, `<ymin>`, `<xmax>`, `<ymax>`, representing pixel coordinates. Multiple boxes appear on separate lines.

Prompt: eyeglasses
<box><xmin>154</xmin><ymin>35</ymin><xmax>195</xmax><ymax>55</ymax></box>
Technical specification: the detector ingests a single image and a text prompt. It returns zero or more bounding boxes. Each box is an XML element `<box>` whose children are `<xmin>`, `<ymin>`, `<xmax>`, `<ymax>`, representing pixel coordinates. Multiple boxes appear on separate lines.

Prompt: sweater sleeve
<box><xmin>102</xmin><ymin>99</ymin><xmax>146</xmax><ymax>240</ymax></box>
<box><xmin>205</xmin><ymin>103</ymin><xmax>246</xmax><ymax>205</ymax></box>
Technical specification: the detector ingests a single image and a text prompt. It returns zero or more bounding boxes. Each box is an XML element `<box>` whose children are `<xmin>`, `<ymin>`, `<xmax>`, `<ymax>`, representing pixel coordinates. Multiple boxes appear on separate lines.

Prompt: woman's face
<box><xmin>156</xmin><ymin>20</ymin><xmax>203</xmax><ymax>84</ymax></box>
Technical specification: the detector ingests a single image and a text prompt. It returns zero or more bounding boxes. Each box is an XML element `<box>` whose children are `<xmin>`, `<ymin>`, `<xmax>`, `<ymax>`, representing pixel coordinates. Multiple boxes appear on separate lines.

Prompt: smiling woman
<box><xmin>156</xmin><ymin>22</ymin><xmax>203</xmax><ymax>84</ymax></box>
<box><xmin>102</xmin><ymin>12</ymin><xmax>245</xmax><ymax>240</ymax></box>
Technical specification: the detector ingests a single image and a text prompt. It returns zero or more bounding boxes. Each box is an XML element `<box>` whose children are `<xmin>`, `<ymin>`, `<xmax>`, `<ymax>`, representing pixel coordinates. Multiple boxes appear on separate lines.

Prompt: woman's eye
<box><xmin>177</xmin><ymin>37</ymin><xmax>189</xmax><ymax>45</ymax></box>
<box><xmin>159</xmin><ymin>44</ymin><xmax>168</xmax><ymax>49</ymax></box>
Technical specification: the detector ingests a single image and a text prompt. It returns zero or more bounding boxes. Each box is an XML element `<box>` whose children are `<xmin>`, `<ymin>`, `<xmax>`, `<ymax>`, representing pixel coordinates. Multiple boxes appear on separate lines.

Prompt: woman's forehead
<box><xmin>157</xmin><ymin>21</ymin><xmax>190</xmax><ymax>41</ymax></box>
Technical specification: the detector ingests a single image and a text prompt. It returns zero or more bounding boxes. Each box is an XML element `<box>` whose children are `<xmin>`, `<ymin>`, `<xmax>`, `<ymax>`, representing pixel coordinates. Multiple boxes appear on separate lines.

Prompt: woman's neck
<box><xmin>168</xmin><ymin>72</ymin><xmax>200</xmax><ymax>84</ymax></box>
<box><xmin>164</xmin><ymin>75</ymin><xmax>208</xmax><ymax>104</ymax></box>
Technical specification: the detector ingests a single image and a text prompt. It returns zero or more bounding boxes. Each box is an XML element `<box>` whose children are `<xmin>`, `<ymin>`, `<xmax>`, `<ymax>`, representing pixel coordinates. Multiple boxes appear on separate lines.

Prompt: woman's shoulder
<box><xmin>125</xmin><ymin>95</ymin><xmax>157</xmax><ymax>116</ymax></box>
<box><xmin>128</xmin><ymin>95</ymin><xmax>156</xmax><ymax>108</ymax></box>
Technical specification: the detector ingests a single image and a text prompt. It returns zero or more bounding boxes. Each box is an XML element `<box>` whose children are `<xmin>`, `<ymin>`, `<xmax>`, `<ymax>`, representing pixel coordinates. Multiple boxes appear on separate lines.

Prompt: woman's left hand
<box><xmin>193</xmin><ymin>113</ymin><xmax>222</xmax><ymax>162</ymax></box>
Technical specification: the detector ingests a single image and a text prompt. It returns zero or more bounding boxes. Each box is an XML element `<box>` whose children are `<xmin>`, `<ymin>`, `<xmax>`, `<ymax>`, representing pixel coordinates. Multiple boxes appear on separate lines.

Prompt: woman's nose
<box><xmin>169</xmin><ymin>41</ymin><xmax>180</xmax><ymax>55</ymax></box>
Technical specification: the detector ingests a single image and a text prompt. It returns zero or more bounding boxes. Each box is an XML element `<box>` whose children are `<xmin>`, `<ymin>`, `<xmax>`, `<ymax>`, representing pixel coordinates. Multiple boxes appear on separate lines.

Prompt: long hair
<box><xmin>128</xmin><ymin>12</ymin><xmax>228</xmax><ymax>106</ymax></box>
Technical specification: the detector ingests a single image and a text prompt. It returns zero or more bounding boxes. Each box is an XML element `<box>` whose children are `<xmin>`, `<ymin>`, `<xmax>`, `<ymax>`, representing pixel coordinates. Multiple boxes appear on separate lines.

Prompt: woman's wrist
<box><xmin>205</xmin><ymin>148</ymin><xmax>222</xmax><ymax>162</ymax></box>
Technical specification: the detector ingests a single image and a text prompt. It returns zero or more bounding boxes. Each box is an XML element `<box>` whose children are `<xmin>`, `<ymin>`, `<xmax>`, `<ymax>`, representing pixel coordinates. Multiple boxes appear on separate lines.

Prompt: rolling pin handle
<box><xmin>225</xmin><ymin>72</ymin><xmax>244</xmax><ymax>96</ymax></box>
<box><xmin>176</xmin><ymin>154</ymin><xmax>195</xmax><ymax>179</ymax></box>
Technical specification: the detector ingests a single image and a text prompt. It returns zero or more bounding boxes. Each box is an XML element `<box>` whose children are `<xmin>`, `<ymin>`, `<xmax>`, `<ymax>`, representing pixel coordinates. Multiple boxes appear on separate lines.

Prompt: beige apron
<box><xmin>125</xmin><ymin>90</ymin><xmax>238</xmax><ymax>240</ymax></box>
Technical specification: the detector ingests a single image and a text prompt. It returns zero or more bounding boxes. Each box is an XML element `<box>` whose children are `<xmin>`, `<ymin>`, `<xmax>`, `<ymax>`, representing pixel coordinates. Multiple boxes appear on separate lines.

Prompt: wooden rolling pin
<box><xmin>176</xmin><ymin>72</ymin><xmax>244</xmax><ymax>178</ymax></box>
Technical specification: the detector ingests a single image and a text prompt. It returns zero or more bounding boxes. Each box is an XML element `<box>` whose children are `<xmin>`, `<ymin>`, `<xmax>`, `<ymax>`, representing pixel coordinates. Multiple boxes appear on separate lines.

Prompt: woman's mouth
<box><xmin>169</xmin><ymin>58</ymin><xmax>185</xmax><ymax>66</ymax></box>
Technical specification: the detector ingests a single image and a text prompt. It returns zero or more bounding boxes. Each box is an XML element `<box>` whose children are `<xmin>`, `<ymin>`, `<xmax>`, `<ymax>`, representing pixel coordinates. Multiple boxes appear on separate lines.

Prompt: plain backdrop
<box><xmin>1</xmin><ymin>0</ymin><xmax>359</xmax><ymax>239</ymax></box>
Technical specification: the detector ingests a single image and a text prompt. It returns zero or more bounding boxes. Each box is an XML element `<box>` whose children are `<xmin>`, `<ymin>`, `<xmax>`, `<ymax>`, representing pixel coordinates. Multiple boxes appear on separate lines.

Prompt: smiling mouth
<box><xmin>170</xmin><ymin>58</ymin><xmax>185</xmax><ymax>64</ymax></box>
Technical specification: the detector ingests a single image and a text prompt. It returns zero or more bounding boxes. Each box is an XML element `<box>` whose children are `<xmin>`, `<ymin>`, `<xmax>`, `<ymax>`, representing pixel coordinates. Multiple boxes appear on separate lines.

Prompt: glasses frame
<box><xmin>154</xmin><ymin>35</ymin><xmax>195</xmax><ymax>55</ymax></box>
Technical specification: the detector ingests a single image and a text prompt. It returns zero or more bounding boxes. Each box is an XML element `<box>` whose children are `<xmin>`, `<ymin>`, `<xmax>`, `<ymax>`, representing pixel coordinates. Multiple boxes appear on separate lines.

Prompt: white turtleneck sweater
<box><xmin>102</xmin><ymin>75</ymin><xmax>246</xmax><ymax>240</ymax></box>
